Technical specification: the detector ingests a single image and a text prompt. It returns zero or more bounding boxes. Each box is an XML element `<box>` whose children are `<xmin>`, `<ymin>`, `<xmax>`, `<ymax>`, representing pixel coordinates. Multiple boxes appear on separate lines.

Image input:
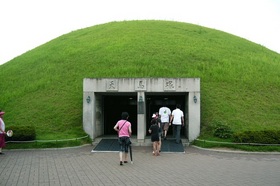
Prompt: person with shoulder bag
<box><xmin>113</xmin><ymin>112</ymin><xmax>132</xmax><ymax>166</ymax></box>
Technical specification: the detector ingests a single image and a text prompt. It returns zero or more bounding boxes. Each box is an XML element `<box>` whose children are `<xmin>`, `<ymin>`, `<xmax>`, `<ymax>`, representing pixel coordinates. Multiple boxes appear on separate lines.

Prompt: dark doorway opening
<box><xmin>103</xmin><ymin>94</ymin><xmax>137</xmax><ymax>135</ymax></box>
<box><xmin>146</xmin><ymin>94</ymin><xmax>187</xmax><ymax>137</ymax></box>
<box><xmin>103</xmin><ymin>93</ymin><xmax>187</xmax><ymax>137</ymax></box>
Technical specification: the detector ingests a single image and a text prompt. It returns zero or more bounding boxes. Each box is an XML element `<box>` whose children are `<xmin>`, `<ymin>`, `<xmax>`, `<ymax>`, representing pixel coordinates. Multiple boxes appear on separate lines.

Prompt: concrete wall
<box><xmin>83</xmin><ymin>78</ymin><xmax>200</xmax><ymax>142</ymax></box>
<box><xmin>188</xmin><ymin>92</ymin><xmax>200</xmax><ymax>141</ymax></box>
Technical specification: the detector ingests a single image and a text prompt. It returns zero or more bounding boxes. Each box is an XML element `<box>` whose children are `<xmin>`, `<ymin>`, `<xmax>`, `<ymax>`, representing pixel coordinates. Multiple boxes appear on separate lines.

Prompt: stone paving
<box><xmin>0</xmin><ymin>145</ymin><xmax>280</xmax><ymax>186</ymax></box>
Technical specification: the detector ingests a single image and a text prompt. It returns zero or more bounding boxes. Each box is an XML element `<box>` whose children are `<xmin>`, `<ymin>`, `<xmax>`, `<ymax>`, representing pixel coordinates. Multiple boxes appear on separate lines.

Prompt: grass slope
<box><xmin>0</xmin><ymin>20</ymin><xmax>279</xmax><ymax>140</ymax></box>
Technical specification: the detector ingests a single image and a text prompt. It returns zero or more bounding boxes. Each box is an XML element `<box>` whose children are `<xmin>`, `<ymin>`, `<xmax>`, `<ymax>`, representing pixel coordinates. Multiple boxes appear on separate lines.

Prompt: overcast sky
<box><xmin>0</xmin><ymin>0</ymin><xmax>279</xmax><ymax>65</ymax></box>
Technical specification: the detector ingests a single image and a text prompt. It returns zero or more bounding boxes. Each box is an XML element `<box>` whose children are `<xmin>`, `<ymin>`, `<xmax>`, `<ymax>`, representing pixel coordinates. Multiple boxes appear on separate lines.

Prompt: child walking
<box><xmin>149</xmin><ymin>118</ymin><xmax>160</xmax><ymax>156</ymax></box>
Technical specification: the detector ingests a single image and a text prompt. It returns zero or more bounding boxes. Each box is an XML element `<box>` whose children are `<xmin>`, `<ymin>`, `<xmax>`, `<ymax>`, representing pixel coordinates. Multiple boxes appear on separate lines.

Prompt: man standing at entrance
<box><xmin>170</xmin><ymin>104</ymin><xmax>184</xmax><ymax>144</ymax></box>
<box><xmin>159</xmin><ymin>105</ymin><xmax>171</xmax><ymax>140</ymax></box>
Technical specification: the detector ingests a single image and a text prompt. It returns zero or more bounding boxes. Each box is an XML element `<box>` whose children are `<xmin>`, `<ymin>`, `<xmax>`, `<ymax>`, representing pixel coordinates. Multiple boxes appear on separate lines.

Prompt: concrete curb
<box><xmin>3</xmin><ymin>144</ymin><xmax>92</xmax><ymax>152</ymax></box>
<box><xmin>191</xmin><ymin>145</ymin><xmax>280</xmax><ymax>155</ymax></box>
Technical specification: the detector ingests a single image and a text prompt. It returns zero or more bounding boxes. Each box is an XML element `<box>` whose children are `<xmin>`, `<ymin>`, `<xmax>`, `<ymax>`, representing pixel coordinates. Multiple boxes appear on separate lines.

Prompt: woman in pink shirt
<box><xmin>114</xmin><ymin>112</ymin><xmax>132</xmax><ymax>165</ymax></box>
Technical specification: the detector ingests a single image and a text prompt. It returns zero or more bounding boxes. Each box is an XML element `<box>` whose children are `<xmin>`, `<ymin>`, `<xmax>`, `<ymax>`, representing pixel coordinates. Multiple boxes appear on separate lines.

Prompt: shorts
<box><xmin>163</xmin><ymin>122</ymin><xmax>170</xmax><ymax>131</ymax></box>
<box><xmin>151</xmin><ymin>134</ymin><xmax>159</xmax><ymax>142</ymax></box>
<box><xmin>118</xmin><ymin>136</ymin><xmax>130</xmax><ymax>153</ymax></box>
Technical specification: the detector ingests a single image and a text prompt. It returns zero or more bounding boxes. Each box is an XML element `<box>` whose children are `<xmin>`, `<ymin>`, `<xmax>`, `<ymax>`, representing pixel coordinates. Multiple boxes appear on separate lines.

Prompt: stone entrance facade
<box><xmin>83</xmin><ymin>78</ymin><xmax>200</xmax><ymax>142</ymax></box>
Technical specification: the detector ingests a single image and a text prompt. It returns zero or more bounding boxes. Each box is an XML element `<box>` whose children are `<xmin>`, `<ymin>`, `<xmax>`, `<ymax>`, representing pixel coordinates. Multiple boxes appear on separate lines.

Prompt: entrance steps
<box><xmin>92</xmin><ymin>135</ymin><xmax>190</xmax><ymax>147</ymax></box>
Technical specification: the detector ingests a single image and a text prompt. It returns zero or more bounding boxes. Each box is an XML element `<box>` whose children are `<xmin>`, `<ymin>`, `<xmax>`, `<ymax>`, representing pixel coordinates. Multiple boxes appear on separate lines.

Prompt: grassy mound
<box><xmin>0</xmin><ymin>20</ymin><xmax>279</xmax><ymax>141</ymax></box>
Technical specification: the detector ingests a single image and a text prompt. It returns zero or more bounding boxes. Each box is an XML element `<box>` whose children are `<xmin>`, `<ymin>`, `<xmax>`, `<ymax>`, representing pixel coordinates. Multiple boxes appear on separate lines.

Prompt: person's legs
<box><xmin>124</xmin><ymin>143</ymin><xmax>129</xmax><ymax>163</ymax></box>
<box><xmin>153</xmin><ymin>142</ymin><xmax>157</xmax><ymax>155</ymax></box>
<box><xmin>161</xmin><ymin>123</ymin><xmax>164</xmax><ymax>137</ymax></box>
<box><xmin>163</xmin><ymin>123</ymin><xmax>169</xmax><ymax>139</ymax></box>
<box><xmin>176</xmin><ymin>125</ymin><xmax>181</xmax><ymax>143</ymax></box>
<box><xmin>156</xmin><ymin>141</ymin><xmax>160</xmax><ymax>156</ymax></box>
<box><xmin>124</xmin><ymin>152</ymin><xmax>128</xmax><ymax>162</ymax></box>
<box><xmin>119</xmin><ymin>137</ymin><xmax>125</xmax><ymax>165</ymax></box>
<box><xmin>119</xmin><ymin>152</ymin><xmax>123</xmax><ymax>165</ymax></box>
<box><xmin>158</xmin><ymin>137</ymin><xmax>161</xmax><ymax>151</ymax></box>
<box><xmin>0</xmin><ymin>134</ymin><xmax>5</xmax><ymax>154</ymax></box>
<box><xmin>172</xmin><ymin>124</ymin><xmax>176</xmax><ymax>139</ymax></box>
<box><xmin>0</xmin><ymin>148</ymin><xmax>3</xmax><ymax>155</ymax></box>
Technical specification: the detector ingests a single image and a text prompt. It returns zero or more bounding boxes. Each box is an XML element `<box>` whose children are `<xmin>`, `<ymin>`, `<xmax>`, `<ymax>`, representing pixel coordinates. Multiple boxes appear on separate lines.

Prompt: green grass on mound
<box><xmin>0</xmin><ymin>21</ymin><xmax>279</xmax><ymax>149</ymax></box>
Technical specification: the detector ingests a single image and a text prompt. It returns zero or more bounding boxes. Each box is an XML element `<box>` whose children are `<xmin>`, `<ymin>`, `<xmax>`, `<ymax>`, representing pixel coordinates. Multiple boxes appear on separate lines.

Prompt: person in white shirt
<box><xmin>170</xmin><ymin>104</ymin><xmax>184</xmax><ymax>144</ymax></box>
<box><xmin>159</xmin><ymin>106</ymin><xmax>171</xmax><ymax>140</ymax></box>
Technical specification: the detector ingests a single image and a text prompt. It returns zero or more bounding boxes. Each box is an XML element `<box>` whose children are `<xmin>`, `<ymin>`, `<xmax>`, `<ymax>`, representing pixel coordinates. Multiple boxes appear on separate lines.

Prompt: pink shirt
<box><xmin>117</xmin><ymin>120</ymin><xmax>131</xmax><ymax>137</ymax></box>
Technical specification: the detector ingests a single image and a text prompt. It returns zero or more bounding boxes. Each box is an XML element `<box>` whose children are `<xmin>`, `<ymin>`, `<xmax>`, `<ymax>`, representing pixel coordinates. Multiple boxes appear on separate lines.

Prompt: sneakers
<box><xmin>153</xmin><ymin>151</ymin><xmax>160</xmax><ymax>156</ymax></box>
<box><xmin>120</xmin><ymin>161</ymin><xmax>128</xmax><ymax>165</ymax></box>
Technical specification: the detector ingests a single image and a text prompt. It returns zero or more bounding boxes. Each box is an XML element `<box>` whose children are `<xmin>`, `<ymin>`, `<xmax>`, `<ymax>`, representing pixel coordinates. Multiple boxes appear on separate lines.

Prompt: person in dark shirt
<box><xmin>149</xmin><ymin>118</ymin><xmax>160</xmax><ymax>156</ymax></box>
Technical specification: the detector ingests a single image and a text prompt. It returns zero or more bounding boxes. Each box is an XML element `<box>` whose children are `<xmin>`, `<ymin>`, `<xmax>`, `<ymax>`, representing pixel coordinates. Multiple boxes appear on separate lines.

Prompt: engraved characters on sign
<box><xmin>135</xmin><ymin>79</ymin><xmax>146</xmax><ymax>91</ymax></box>
<box><xmin>106</xmin><ymin>80</ymin><xmax>118</xmax><ymax>91</ymax></box>
<box><xmin>164</xmin><ymin>79</ymin><xmax>175</xmax><ymax>91</ymax></box>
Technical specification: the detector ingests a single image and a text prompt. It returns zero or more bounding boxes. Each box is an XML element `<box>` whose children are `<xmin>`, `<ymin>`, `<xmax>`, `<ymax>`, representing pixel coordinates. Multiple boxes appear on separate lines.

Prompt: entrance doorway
<box><xmin>83</xmin><ymin>78</ymin><xmax>200</xmax><ymax>142</ymax></box>
<box><xmin>103</xmin><ymin>93</ymin><xmax>187</xmax><ymax>137</ymax></box>
<box><xmin>146</xmin><ymin>94</ymin><xmax>187</xmax><ymax>137</ymax></box>
<box><xmin>103</xmin><ymin>94</ymin><xmax>137</xmax><ymax>135</ymax></box>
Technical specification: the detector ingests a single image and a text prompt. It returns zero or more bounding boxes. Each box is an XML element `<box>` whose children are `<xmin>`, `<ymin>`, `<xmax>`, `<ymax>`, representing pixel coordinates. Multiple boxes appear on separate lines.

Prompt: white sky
<box><xmin>0</xmin><ymin>0</ymin><xmax>280</xmax><ymax>65</ymax></box>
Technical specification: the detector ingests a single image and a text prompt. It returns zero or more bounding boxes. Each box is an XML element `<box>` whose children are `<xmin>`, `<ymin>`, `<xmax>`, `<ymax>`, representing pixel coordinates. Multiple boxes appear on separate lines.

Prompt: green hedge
<box><xmin>208</xmin><ymin>121</ymin><xmax>233</xmax><ymax>139</ymax></box>
<box><xmin>5</xmin><ymin>125</ymin><xmax>36</xmax><ymax>141</ymax></box>
<box><xmin>233</xmin><ymin>130</ymin><xmax>280</xmax><ymax>144</ymax></box>
<box><xmin>213</xmin><ymin>123</ymin><xmax>233</xmax><ymax>139</ymax></box>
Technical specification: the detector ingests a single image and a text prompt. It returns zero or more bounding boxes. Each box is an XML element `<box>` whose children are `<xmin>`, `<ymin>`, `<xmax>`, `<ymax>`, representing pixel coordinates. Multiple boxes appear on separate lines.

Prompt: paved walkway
<box><xmin>0</xmin><ymin>145</ymin><xmax>280</xmax><ymax>186</ymax></box>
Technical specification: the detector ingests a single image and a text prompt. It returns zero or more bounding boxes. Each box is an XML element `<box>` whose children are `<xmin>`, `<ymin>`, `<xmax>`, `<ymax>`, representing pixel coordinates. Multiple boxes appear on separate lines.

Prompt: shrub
<box><xmin>212</xmin><ymin>121</ymin><xmax>233</xmax><ymax>139</ymax></box>
<box><xmin>233</xmin><ymin>130</ymin><xmax>280</xmax><ymax>144</ymax></box>
<box><xmin>5</xmin><ymin>125</ymin><xmax>36</xmax><ymax>141</ymax></box>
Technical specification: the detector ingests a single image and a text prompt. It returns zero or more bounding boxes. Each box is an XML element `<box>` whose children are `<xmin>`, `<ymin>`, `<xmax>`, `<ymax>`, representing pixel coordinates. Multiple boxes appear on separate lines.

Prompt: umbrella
<box><xmin>129</xmin><ymin>144</ymin><xmax>133</xmax><ymax>164</ymax></box>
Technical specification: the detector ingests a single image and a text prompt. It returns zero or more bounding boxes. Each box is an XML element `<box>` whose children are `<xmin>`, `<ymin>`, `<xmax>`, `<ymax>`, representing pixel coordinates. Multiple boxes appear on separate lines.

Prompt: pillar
<box><xmin>188</xmin><ymin>92</ymin><xmax>200</xmax><ymax>142</ymax></box>
<box><xmin>137</xmin><ymin>92</ymin><xmax>146</xmax><ymax>142</ymax></box>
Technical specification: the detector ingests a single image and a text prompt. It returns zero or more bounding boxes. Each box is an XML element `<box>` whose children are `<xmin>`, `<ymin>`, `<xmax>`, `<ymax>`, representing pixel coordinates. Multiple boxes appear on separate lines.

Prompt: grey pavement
<box><xmin>0</xmin><ymin>145</ymin><xmax>280</xmax><ymax>186</ymax></box>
